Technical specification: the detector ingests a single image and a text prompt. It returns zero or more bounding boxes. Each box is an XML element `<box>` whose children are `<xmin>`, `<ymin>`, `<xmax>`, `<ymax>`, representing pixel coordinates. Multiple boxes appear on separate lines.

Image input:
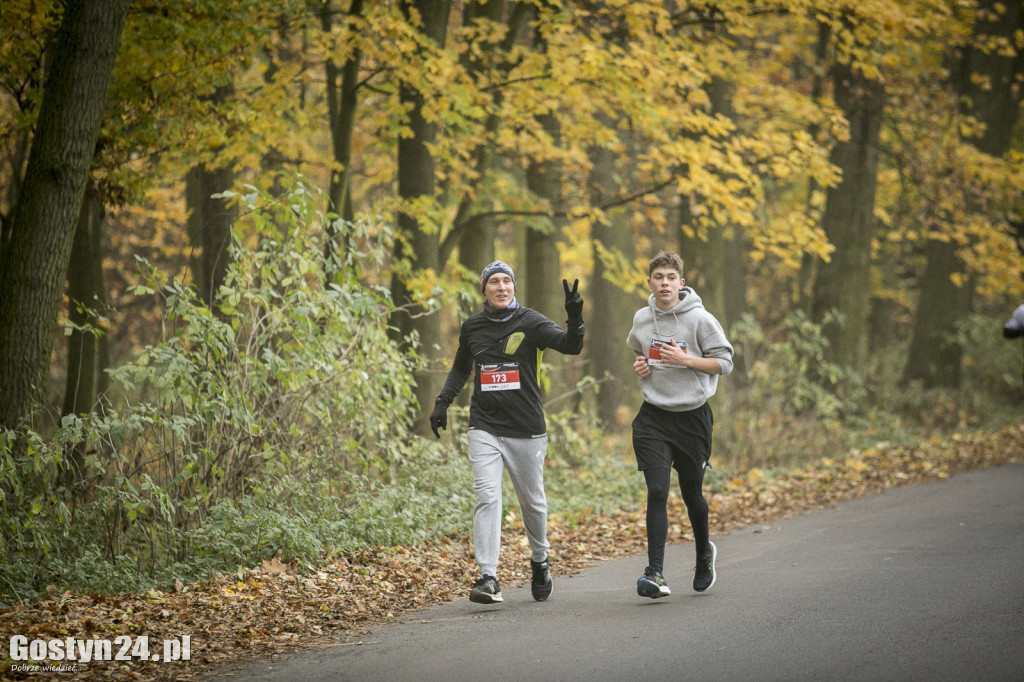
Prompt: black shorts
<box><xmin>631</xmin><ymin>401</ymin><xmax>713</xmax><ymax>480</ymax></box>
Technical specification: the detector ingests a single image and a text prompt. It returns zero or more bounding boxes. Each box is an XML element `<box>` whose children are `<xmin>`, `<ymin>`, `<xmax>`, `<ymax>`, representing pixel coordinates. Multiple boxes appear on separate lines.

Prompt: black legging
<box><xmin>643</xmin><ymin>467</ymin><xmax>709</xmax><ymax>573</ymax></box>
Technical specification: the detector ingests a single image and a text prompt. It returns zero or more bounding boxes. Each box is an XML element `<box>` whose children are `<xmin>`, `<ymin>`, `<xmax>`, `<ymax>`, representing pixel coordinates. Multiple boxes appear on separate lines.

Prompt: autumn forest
<box><xmin>1</xmin><ymin>0</ymin><xmax>1023</xmax><ymax>600</ymax></box>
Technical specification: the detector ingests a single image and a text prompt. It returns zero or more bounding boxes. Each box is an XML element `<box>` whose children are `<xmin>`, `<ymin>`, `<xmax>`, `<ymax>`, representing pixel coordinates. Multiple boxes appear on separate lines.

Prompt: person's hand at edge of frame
<box><xmin>430</xmin><ymin>401</ymin><xmax>448</xmax><ymax>439</ymax></box>
<box><xmin>563</xmin><ymin>278</ymin><xmax>583</xmax><ymax>321</ymax></box>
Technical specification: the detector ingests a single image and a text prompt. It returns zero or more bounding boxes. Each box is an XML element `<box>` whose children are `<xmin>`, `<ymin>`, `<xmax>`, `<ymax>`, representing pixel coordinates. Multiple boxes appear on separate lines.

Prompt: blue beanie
<box><xmin>480</xmin><ymin>261</ymin><xmax>516</xmax><ymax>293</ymax></box>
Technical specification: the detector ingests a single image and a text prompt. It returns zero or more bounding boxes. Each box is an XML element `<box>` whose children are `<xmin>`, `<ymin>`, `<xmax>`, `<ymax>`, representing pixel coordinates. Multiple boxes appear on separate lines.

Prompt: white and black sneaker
<box><xmin>637</xmin><ymin>566</ymin><xmax>671</xmax><ymax>599</ymax></box>
<box><xmin>470</xmin><ymin>575</ymin><xmax>503</xmax><ymax>604</ymax></box>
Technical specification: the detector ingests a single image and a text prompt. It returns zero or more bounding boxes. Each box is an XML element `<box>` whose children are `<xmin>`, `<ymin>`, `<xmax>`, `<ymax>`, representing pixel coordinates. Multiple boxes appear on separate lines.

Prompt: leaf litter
<box><xmin>2</xmin><ymin>424</ymin><xmax>1020</xmax><ymax>680</ymax></box>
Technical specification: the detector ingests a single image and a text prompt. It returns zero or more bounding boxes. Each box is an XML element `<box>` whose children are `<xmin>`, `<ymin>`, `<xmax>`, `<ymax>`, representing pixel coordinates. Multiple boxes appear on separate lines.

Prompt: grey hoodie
<box><xmin>626</xmin><ymin>286</ymin><xmax>734</xmax><ymax>412</ymax></box>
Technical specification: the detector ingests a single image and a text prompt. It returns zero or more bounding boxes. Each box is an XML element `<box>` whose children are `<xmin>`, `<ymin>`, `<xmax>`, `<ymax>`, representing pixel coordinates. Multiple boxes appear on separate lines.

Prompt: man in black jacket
<box><xmin>430</xmin><ymin>261</ymin><xmax>584</xmax><ymax>604</ymax></box>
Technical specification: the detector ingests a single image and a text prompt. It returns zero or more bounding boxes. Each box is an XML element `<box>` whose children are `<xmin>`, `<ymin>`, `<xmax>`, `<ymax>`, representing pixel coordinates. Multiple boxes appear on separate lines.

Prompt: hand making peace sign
<box><xmin>562</xmin><ymin>278</ymin><xmax>583</xmax><ymax>320</ymax></box>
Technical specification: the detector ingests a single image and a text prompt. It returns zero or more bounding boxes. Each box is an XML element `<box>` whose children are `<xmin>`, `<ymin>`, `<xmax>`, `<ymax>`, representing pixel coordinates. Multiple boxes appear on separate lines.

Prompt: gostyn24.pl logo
<box><xmin>9</xmin><ymin>635</ymin><xmax>191</xmax><ymax>663</ymax></box>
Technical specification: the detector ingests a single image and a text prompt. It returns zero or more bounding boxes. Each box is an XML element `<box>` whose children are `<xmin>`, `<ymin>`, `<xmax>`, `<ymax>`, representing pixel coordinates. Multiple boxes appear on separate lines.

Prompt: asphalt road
<box><xmin>212</xmin><ymin>462</ymin><xmax>1024</xmax><ymax>682</ymax></box>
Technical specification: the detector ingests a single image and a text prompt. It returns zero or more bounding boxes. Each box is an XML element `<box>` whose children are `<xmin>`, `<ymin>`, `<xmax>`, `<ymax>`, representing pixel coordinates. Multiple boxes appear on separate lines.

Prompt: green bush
<box><xmin>732</xmin><ymin>310</ymin><xmax>860</xmax><ymax>420</ymax></box>
<box><xmin>0</xmin><ymin>177</ymin><xmax>436</xmax><ymax>600</ymax></box>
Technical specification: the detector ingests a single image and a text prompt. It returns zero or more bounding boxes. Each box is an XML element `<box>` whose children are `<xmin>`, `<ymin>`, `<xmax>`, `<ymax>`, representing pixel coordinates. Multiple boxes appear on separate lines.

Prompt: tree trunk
<box><xmin>901</xmin><ymin>238</ymin><xmax>970</xmax><ymax>386</ymax></box>
<box><xmin>902</xmin><ymin>0</ymin><xmax>1023</xmax><ymax>387</ymax></box>
<box><xmin>589</xmin><ymin>212</ymin><xmax>633</xmax><ymax>427</ymax></box>
<box><xmin>0</xmin><ymin>0</ymin><xmax>131</xmax><ymax>431</ymax></box>
<box><xmin>62</xmin><ymin>184</ymin><xmax>105</xmax><ymax>419</ymax></box>
<box><xmin>525</xmin><ymin>147</ymin><xmax>563</xmax><ymax>323</ymax></box>
<box><xmin>321</xmin><ymin>0</ymin><xmax>364</xmax><ymax>278</ymax></box>
<box><xmin>588</xmin><ymin>141</ymin><xmax>634</xmax><ymax>428</ymax></box>
<box><xmin>456</xmin><ymin>212</ymin><xmax>495</xmax><ymax>410</ymax></box>
<box><xmin>391</xmin><ymin>0</ymin><xmax>451</xmax><ymax>434</ymax></box>
<box><xmin>457</xmin><ymin>214</ymin><xmax>495</xmax><ymax>284</ymax></box>
<box><xmin>677</xmin><ymin>200</ymin><xmax>741</xmax><ymax>399</ymax></box>
<box><xmin>706</xmin><ymin>74</ymin><xmax>748</xmax><ymax>343</ymax></box>
<box><xmin>523</xmin><ymin>228</ymin><xmax>561</xmax><ymax>322</ymax></box>
<box><xmin>811</xmin><ymin>55</ymin><xmax>884</xmax><ymax>374</ymax></box>
<box><xmin>868</xmin><ymin>245</ymin><xmax>903</xmax><ymax>357</ymax></box>
<box><xmin>60</xmin><ymin>184</ymin><xmax>106</xmax><ymax>487</ymax></box>
<box><xmin>954</xmin><ymin>0</ymin><xmax>1023</xmax><ymax>158</ymax></box>
<box><xmin>682</xmin><ymin>73</ymin><xmax>747</xmax><ymax>388</ymax></box>
<box><xmin>185</xmin><ymin>84</ymin><xmax>236</xmax><ymax>307</ymax></box>
<box><xmin>186</xmin><ymin>160</ymin><xmax>236</xmax><ymax>307</ymax></box>
<box><xmin>454</xmin><ymin>0</ymin><xmax>515</xmax><ymax>317</ymax></box>
<box><xmin>796</xmin><ymin>21</ymin><xmax>831</xmax><ymax>316</ymax></box>
<box><xmin>523</xmin><ymin>0</ymin><xmax>563</xmax><ymax>326</ymax></box>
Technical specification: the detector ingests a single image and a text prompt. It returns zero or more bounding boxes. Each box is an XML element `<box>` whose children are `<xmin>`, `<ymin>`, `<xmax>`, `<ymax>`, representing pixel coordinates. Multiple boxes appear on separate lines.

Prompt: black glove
<box><xmin>563</xmin><ymin>278</ymin><xmax>583</xmax><ymax>321</ymax></box>
<box><xmin>429</xmin><ymin>401</ymin><xmax>448</xmax><ymax>439</ymax></box>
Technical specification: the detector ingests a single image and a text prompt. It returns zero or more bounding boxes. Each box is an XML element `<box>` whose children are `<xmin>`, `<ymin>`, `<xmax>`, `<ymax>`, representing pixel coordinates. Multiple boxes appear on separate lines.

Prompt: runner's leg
<box><xmin>643</xmin><ymin>467</ymin><xmax>672</xmax><ymax>573</ymax></box>
<box><xmin>468</xmin><ymin>430</ymin><xmax>505</xmax><ymax>577</ymax></box>
<box><xmin>679</xmin><ymin>473</ymin><xmax>710</xmax><ymax>556</ymax></box>
<box><xmin>503</xmin><ymin>435</ymin><xmax>550</xmax><ymax>563</ymax></box>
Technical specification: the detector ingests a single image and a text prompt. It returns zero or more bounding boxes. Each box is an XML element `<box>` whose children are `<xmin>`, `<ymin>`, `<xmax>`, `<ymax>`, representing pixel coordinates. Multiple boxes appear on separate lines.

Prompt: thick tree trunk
<box><xmin>902</xmin><ymin>238</ymin><xmax>970</xmax><ymax>386</ymax></box>
<box><xmin>186</xmin><ymin>162</ymin><xmax>236</xmax><ymax>307</ymax></box>
<box><xmin>522</xmin><ymin>2</ymin><xmax>563</xmax><ymax>322</ymax></box>
<box><xmin>454</xmin><ymin>0</ymin><xmax>510</xmax><ymax>315</ymax></box>
<box><xmin>588</xmin><ymin>134</ymin><xmax>635</xmax><ymax>428</ymax></box>
<box><xmin>525</xmin><ymin>133</ymin><xmax>563</xmax><ymax>324</ymax></box>
<box><xmin>589</xmin><ymin>212</ymin><xmax>632</xmax><ymax>427</ymax></box>
<box><xmin>0</xmin><ymin>0</ymin><xmax>131</xmax><ymax>431</ymax></box>
<box><xmin>456</xmin><ymin>212</ymin><xmax>494</xmax><ymax>413</ymax></box>
<box><xmin>62</xmin><ymin>185</ymin><xmax>105</xmax><ymax>419</ymax></box>
<box><xmin>61</xmin><ymin>185</ymin><xmax>106</xmax><ymax>487</ymax></box>
<box><xmin>706</xmin><ymin>73</ymin><xmax>748</xmax><ymax>386</ymax></box>
<box><xmin>185</xmin><ymin>83</ymin><xmax>236</xmax><ymax>306</ymax></box>
<box><xmin>391</xmin><ymin>0</ymin><xmax>450</xmax><ymax>434</ymax></box>
<box><xmin>457</xmin><ymin>216</ymin><xmax>495</xmax><ymax>290</ymax></box>
<box><xmin>811</xmin><ymin>57</ymin><xmax>884</xmax><ymax>374</ymax></box>
<box><xmin>523</xmin><ymin>10</ymin><xmax>573</xmax><ymax>403</ymax></box>
<box><xmin>523</xmin><ymin>228</ymin><xmax>561</xmax><ymax>322</ymax></box>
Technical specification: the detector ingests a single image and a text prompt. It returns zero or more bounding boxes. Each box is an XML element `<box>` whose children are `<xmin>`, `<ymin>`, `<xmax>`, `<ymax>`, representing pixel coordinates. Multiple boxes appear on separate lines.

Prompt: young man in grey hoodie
<box><xmin>626</xmin><ymin>251</ymin><xmax>734</xmax><ymax>598</ymax></box>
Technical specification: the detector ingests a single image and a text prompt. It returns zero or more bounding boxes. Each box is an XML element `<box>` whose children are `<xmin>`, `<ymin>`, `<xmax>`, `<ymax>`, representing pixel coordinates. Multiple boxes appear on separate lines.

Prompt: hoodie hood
<box><xmin>646</xmin><ymin>286</ymin><xmax>704</xmax><ymax>338</ymax></box>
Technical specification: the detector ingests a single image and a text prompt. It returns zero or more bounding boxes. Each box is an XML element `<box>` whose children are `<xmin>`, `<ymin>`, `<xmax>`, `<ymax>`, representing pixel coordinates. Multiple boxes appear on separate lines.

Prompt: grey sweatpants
<box><xmin>468</xmin><ymin>429</ymin><xmax>550</xmax><ymax>577</ymax></box>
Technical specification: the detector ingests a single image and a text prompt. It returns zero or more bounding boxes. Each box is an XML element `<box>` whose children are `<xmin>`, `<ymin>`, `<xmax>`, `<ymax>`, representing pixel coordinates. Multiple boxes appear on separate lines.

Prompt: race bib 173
<box><xmin>480</xmin><ymin>363</ymin><xmax>521</xmax><ymax>391</ymax></box>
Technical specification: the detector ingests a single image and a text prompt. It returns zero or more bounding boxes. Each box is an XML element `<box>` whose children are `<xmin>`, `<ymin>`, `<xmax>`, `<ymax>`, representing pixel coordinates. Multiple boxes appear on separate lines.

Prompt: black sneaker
<box><xmin>469</xmin><ymin>575</ymin><xmax>503</xmax><ymax>604</ymax></box>
<box><xmin>530</xmin><ymin>558</ymin><xmax>552</xmax><ymax>601</ymax></box>
<box><xmin>636</xmin><ymin>566</ymin><xmax>671</xmax><ymax>598</ymax></box>
<box><xmin>693</xmin><ymin>541</ymin><xmax>717</xmax><ymax>592</ymax></box>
